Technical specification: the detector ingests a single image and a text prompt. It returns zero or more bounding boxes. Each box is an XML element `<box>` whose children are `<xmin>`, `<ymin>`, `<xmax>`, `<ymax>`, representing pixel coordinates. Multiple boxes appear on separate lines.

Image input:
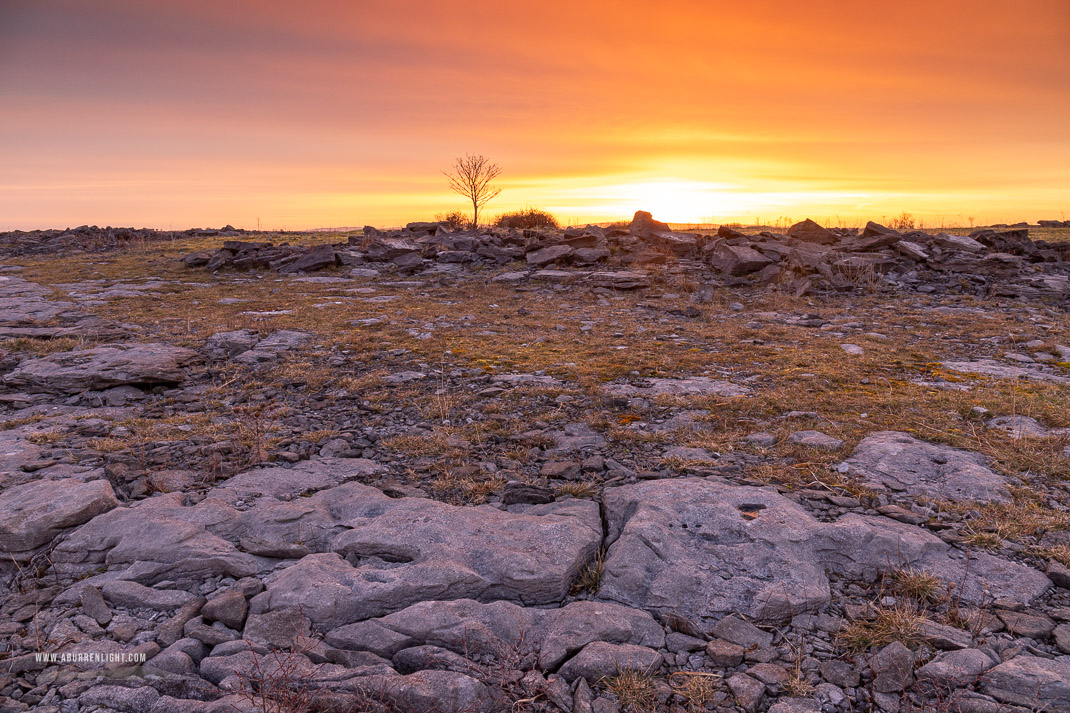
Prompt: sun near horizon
<box><xmin>1</xmin><ymin>0</ymin><xmax>1069</xmax><ymax>230</ymax></box>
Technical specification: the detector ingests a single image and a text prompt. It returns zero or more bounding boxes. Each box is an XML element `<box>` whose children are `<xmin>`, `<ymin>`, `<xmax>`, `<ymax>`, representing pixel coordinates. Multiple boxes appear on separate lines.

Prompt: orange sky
<box><xmin>2</xmin><ymin>0</ymin><xmax>1069</xmax><ymax>230</ymax></box>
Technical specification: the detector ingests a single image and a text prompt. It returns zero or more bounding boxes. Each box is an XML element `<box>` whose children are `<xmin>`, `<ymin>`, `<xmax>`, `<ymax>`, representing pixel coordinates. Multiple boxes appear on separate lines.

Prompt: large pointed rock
<box><xmin>787</xmin><ymin>219</ymin><xmax>838</xmax><ymax>245</ymax></box>
<box><xmin>706</xmin><ymin>243</ymin><xmax>775</xmax><ymax>276</ymax></box>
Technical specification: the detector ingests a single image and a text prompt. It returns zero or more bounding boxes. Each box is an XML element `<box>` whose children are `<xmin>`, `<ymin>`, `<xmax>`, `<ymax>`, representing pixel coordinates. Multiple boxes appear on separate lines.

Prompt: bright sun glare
<box><xmin>608</xmin><ymin>180</ymin><xmax>734</xmax><ymax>224</ymax></box>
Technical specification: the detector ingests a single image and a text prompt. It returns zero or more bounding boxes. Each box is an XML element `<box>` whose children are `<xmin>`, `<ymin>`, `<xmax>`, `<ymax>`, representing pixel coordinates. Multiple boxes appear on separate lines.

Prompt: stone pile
<box><xmin>184</xmin><ymin>214</ymin><xmax>1070</xmax><ymax>300</ymax></box>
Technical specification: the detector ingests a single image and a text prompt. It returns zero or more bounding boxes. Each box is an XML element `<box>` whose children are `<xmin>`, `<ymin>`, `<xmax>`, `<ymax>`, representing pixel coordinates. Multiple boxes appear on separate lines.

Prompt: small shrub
<box><xmin>434</xmin><ymin>210</ymin><xmax>469</xmax><ymax>230</ymax></box>
<box><xmin>890</xmin><ymin>212</ymin><xmax>916</xmax><ymax>231</ymax></box>
<box><xmin>669</xmin><ymin>672</ymin><xmax>720</xmax><ymax>713</ymax></box>
<box><xmin>494</xmin><ymin>207</ymin><xmax>559</xmax><ymax>230</ymax></box>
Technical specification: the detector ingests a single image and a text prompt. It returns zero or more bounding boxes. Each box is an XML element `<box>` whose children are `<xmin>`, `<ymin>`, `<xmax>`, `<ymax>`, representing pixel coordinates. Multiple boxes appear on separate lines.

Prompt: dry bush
<box><xmin>494</xmin><ymin>207</ymin><xmax>560</xmax><ymax>230</ymax></box>
<box><xmin>428</xmin><ymin>468</ymin><xmax>504</xmax><ymax>505</ymax></box>
<box><xmin>434</xmin><ymin>210</ymin><xmax>469</xmax><ymax>230</ymax></box>
<box><xmin>889</xmin><ymin>567</ymin><xmax>942</xmax><ymax>603</ymax></box>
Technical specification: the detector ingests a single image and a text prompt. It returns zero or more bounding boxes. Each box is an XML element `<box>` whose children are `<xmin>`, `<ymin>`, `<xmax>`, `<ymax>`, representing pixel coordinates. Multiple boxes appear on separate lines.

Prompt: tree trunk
<box><xmin>472</xmin><ymin>198</ymin><xmax>479</xmax><ymax>229</ymax></box>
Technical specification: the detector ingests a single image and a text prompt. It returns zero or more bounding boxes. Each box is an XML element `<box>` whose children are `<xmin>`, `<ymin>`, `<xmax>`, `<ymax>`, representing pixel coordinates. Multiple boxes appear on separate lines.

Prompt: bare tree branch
<box><xmin>442</xmin><ymin>154</ymin><xmax>502</xmax><ymax>228</ymax></box>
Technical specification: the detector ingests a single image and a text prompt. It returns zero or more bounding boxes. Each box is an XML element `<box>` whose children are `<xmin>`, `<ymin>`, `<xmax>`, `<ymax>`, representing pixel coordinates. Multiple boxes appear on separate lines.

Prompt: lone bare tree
<box><xmin>443</xmin><ymin>154</ymin><xmax>502</xmax><ymax>228</ymax></box>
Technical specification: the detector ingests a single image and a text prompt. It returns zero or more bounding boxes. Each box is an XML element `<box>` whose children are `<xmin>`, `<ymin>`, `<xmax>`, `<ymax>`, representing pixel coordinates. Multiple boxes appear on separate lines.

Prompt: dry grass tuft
<box><xmin>601</xmin><ymin>668</ymin><xmax>659</xmax><ymax>713</ymax></box>
<box><xmin>890</xmin><ymin>567</ymin><xmax>942</xmax><ymax>603</ymax></box>
<box><xmin>557</xmin><ymin>481</ymin><xmax>599</xmax><ymax>499</ymax></box>
<box><xmin>669</xmin><ymin>672</ymin><xmax>720</xmax><ymax>713</ymax></box>
<box><xmin>427</xmin><ymin>469</ymin><xmax>503</xmax><ymax>505</ymax></box>
<box><xmin>838</xmin><ymin>604</ymin><xmax>926</xmax><ymax>653</ymax></box>
<box><xmin>1</xmin><ymin>336</ymin><xmax>86</xmax><ymax>356</ymax></box>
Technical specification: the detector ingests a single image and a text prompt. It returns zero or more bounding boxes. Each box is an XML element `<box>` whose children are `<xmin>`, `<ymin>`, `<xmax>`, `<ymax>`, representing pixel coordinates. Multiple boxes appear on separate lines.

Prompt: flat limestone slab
<box><xmin>251</xmin><ymin>498</ymin><xmax>602</xmax><ymax>627</ymax></box>
<box><xmin>598</xmin><ymin>478</ymin><xmax>1049</xmax><ymax>625</ymax></box>
<box><xmin>4</xmin><ymin>342</ymin><xmax>200</xmax><ymax>393</ymax></box>
<box><xmin>842</xmin><ymin>431</ymin><xmax>1010</xmax><ymax>503</ymax></box>
<box><xmin>942</xmin><ymin>359</ymin><xmax>1070</xmax><ymax>384</ymax></box>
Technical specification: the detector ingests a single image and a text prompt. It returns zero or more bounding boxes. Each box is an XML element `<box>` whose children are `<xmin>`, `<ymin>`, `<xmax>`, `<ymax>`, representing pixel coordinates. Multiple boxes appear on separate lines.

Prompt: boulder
<box><xmin>915</xmin><ymin>649</ymin><xmax>995</xmax><ymax>688</ymax></box>
<box><xmin>0</xmin><ymin>478</ymin><xmax>119</xmax><ymax>552</ymax></box>
<box><xmin>557</xmin><ymin>642</ymin><xmax>664</xmax><ymax>682</ymax></box>
<box><xmin>4</xmin><ymin>343</ymin><xmax>199</xmax><ymax>393</ymax></box>
<box><xmin>861</xmin><ymin>221</ymin><xmax>900</xmax><ymax>239</ymax></box>
<box><xmin>707</xmin><ymin>243</ymin><xmax>775</xmax><ymax>276</ymax></box>
<box><xmin>787</xmin><ymin>219</ymin><xmax>838</xmax><ymax>245</ymax></box>
<box><xmin>931</xmin><ymin>233</ymin><xmax>984</xmax><ymax>253</ymax></box>
<box><xmin>276</xmin><ymin>243</ymin><xmax>338</xmax><ymax>274</ymax></box>
<box><xmin>366</xmin><ymin>237</ymin><xmax>420</xmax><ymax>261</ymax></box>
<box><xmin>585</xmin><ymin>271</ymin><xmax>651</xmax><ymax>289</ymax></box>
<box><xmin>526</xmin><ymin>245</ymin><xmax>574</xmax><ymax>267</ymax></box>
<box><xmin>204</xmin><ymin>329</ymin><xmax>260</xmax><ymax>360</ymax></box>
<box><xmin>629</xmin><ymin>211</ymin><xmax>671</xmax><ymax>239</ymax></box>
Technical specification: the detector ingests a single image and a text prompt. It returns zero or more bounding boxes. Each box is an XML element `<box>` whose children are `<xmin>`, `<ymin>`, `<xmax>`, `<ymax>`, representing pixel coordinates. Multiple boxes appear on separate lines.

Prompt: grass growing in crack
<box><xmin>557</xmin><ymin>481</ymin><xmax>598</xmax><ymax>498</ymax></box>
<box><xmin>570</xmin><ymin>547</ymin><xmax>606</xmax><ymax>596</ymax></box>
<box><xmin>601</xmin><ymin>669</ymin><xmax>658</xmax><ymax>713</ymax></box>
<box><xmin>1036</xmin><ymin>544</ymin><xmax>1070</xmax><ymax>568</ymax></box>
<box><xmin>838</xmin><ymin>604</ymin><xmax>926</xmax><ymax>653</ymax></box>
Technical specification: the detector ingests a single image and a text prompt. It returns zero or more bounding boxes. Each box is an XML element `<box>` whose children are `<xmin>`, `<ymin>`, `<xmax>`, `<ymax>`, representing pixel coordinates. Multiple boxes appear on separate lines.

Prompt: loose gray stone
<box><xmin>915</xmin><ymin>648</ymin><xmax>994</xmax><ymax>688</ymax></box>
<box><xmin>557</xmin><ymin>642</ymin><xmax>663</xmax><ymax>682</ymax></box>
<box><xmin>102</xmin><ymin>581</ymin><xmax>198</xmax><ymax>611</ymax></box>
<box><xmin>786</xmin><ymin>430</ymin><xmax>843</xmax><ymax>450</ymax></box>
<box><xmin>868</xmin><ymin>641</ymin><xmax>913</xmax><ymax>692</ymax></box>
<box><xmin>727</xmin><ymin>673</ymin><xmax>766</xmax><ymax>713</ymax></box>
<box><xmin>201</xmin><ymin>589</ymin><xmax>248</xmax><ymax>630</ymax></box>
<box><xmin>79</xmin><ymin>684</ymin><xmax>160</xmax><ymax>712</ymax></box>
<box><xmin>80</xmin><ymin>585</ymin><xmax>113</xmax><ymax>626</ymax></box>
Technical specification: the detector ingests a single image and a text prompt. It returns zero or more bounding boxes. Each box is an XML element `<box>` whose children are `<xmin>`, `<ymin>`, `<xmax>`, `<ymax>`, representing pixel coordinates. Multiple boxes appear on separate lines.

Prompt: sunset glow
<box><xmin>2</xmin><ymin>0</ymin><xmax>1069</xmax><ymax>229</ymax></box>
